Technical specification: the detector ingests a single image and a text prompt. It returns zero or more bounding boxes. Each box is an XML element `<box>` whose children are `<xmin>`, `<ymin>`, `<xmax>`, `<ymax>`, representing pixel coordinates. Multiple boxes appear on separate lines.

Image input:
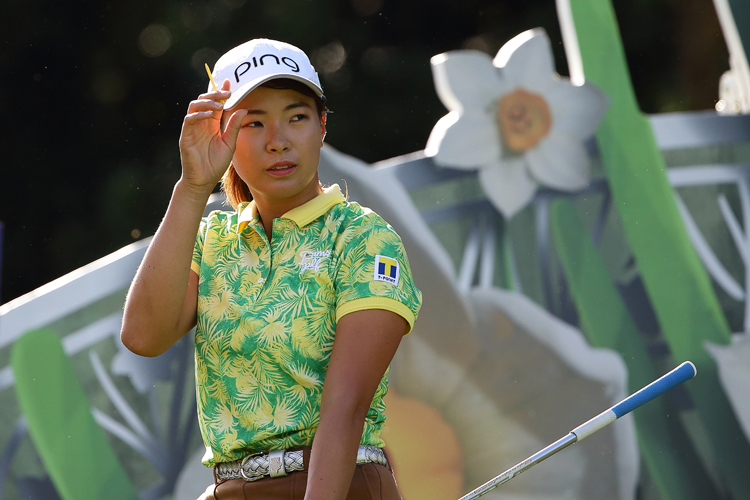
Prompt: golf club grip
<box><xmin>457</xmin><ymin>361</ymin><xmax>697</xmax><ymax>500</ymax></box>
<box><xmin>572</xmin><ymin>361</ymin><xmax>697</xmax><ymax>440</ymax></box>
<box><xmin>611</xmin><ymin>361</ymin><xmax>696</xmax><ymax>418</ymax></box>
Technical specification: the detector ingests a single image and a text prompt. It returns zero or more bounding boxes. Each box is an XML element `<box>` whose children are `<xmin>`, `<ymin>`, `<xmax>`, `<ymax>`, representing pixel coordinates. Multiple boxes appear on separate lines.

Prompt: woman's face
<box><xmin>226</xmin><ymin>85</ymin><xmax>326</xmax><ymax>208</ymax></box>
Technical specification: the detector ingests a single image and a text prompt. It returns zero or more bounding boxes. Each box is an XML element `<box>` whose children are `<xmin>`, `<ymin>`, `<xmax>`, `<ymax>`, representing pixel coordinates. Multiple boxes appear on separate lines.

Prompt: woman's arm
<box><xmin>304</xmin><ymin>309</ymin><xmax>407</xmax><ymax>500</ymax></box>
<box><xmin>121</xmin><ymin>81</ymin><xmax>247</xmax><ymax>357</ymax></box>
<box><xmin>120</xmin><ymin>184</ymin><xmax>206</xmax><ymax>356</ymax></box>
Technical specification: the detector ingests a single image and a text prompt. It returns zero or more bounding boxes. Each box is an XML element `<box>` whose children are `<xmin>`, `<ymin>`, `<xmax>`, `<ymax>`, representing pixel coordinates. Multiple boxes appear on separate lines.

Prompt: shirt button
<box><xmin>257</xmin><ymin>278</ymin><xmax>265</xmax><ymax>284</ymax></box>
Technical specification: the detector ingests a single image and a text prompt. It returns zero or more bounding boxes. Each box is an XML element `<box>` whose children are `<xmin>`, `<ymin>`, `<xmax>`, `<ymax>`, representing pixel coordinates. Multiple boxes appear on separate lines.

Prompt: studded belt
<box><xmin>214</xmin><ymin>444</ymin><xmax>388</xmax><ymax>482</ymax></box>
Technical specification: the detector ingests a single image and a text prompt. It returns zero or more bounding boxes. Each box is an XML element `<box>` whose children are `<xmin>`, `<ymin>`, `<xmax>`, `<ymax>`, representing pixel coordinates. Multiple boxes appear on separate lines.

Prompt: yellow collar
<box><xmin>236</xmin><ymin>184</ymin><xmax>345</xmax><ymax>233</ymax></box>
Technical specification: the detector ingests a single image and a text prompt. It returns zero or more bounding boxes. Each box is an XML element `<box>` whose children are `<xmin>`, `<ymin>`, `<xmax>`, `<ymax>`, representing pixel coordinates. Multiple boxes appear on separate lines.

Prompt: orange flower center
<box><xmin>381</xmin><ymin>390</ymin><xmax>463</xmax><ymax>500</ymax></box>
<box><xmin>497</xmin><ymin>88</ymin><xmax>552</xmax><ymax>152</ymax></box>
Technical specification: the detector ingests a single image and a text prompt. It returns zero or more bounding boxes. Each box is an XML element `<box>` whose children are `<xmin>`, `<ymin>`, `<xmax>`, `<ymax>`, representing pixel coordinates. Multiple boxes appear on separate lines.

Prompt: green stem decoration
<box><xmin>564</xmin><ymin>0</ymin><xmax>750</xmax><ymax>496</ymax></box>
<box><xmin>551</xmin><ymin>198</ymin><xmax>719</xmax><ymax>500</ymax></box>
<box><xmin>12</xmin><ymin>329</ymin><xmax>139</xmax><ymax>500</ymax></box>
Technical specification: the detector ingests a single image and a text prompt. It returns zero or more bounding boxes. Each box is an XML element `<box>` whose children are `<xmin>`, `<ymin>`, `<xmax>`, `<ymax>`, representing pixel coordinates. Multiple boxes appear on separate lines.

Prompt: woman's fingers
<box><xmin>179</xmin><ymin>81</ymin><xmax>236</xmax><ymax>178</ymax></box>
<box><xmin>184</xmin><ymin>87</ymin><xmax>230</xmax><ymax>129</ymax></box>
<box><xmin>183</xmin><ymin>93</ymin><xmax>228</xmax><ymax>128</ymax></box>
<box><xmin>184</xmin><ymin>102</ymin><xmax>222</xmax><ymax>125</ymax></box>
<box><xmin>184</xmin><ymin>110</ymin><xmax>218</xmax><ymax>125</ymax></box>
<box><xmin>196</xmin><ymin>89</ymin><xmax>231</xmax><ymax>102</ymax></box>
<box><xmin>222</xmin><ymin>108</ymin><xmax>248</xmax><ymax>148</ymax></box>
<box><xmin>187</xmin><ymin>99</ymin><xmax>224</xmax><ymax>115</ymax></box>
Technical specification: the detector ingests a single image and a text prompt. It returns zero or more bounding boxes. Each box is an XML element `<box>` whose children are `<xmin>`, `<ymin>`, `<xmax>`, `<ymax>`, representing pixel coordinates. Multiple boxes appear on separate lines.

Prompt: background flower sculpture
<box><xmin>425</xmin><ymin>28</ymin><xmax>608</xmax><ymax>217</ymax></box>
<box><xmin>315</xmin><ymin>146</ymin><xmax>638</xmax><ymax>500</ymax></box>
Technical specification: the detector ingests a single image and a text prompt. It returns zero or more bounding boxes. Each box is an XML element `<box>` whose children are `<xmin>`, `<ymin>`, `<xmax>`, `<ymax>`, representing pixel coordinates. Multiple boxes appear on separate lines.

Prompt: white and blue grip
<box><xmin>572</xmin><ymin>361</ymin><xmax>696</xmax><ymax>441</ymax></box>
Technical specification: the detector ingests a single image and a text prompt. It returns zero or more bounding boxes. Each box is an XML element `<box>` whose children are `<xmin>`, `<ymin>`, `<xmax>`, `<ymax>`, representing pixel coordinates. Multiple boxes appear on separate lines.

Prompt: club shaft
<box><xmin>457</xmin><ymin>362</ymin><xmax>697</xmax><ymax>500</ymax></box>
<box><xmin>458</xmin><ymin>433</ymin><xmax>577</xmax><ymax>500</ymax></box>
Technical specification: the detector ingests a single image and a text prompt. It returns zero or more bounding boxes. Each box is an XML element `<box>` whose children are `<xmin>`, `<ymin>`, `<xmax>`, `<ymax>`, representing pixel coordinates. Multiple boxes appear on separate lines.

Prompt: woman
<box><xmin>120</xmin><ymin>38</ymin><xmax>421</xmax><ymax>500</ymax></box>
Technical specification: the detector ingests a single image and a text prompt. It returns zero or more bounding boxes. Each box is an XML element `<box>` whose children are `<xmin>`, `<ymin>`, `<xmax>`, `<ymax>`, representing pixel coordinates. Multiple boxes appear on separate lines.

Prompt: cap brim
<box><xmin>223</xmin><ymin>74</ymin><xmax>324</xmax><ymax>110</ymax></box>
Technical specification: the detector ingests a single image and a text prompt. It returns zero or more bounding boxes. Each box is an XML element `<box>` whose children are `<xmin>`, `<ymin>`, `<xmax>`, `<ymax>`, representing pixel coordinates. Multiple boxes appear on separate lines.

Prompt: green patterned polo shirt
<box><xmin>190</xmin><ymin>184</ymin><xmax>422</xmax><ymax>466</ymax></box>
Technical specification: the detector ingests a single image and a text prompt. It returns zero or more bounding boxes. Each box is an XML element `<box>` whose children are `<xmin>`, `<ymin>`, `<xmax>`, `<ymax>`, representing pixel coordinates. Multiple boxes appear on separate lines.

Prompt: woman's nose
<box><xmin>266</xmin><ymin>125</ymin><xmax>291</xmax><ymax>153</ymax></box>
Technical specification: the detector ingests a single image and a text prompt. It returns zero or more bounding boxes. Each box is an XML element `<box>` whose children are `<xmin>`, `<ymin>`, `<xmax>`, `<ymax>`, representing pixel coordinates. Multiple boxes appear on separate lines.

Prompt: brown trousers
<box><xmin>213</xmin><ymin>448</ymin><xmax>402</xmax><ymax>500</ymax></box>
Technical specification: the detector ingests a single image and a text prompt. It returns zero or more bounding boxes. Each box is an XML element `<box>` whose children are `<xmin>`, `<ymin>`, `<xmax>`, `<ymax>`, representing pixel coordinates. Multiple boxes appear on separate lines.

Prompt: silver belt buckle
<box><xmin>268</xmin><ymin>449</ymin><xmax>287</xmax><ymax>478</ymax></box>
<box><xmin>239</xmin><ymin>452</ymin><xmax>264</xmax><ymax>482</ymax></box>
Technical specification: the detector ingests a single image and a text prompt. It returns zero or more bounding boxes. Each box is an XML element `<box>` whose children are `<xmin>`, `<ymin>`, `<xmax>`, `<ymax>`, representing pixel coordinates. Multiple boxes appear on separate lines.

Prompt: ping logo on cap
<box><xmin>374</xmin><ymin>255</ymin><xmax>400</xmax><ymax>286</ymax></box>
<box><xmin>235</xmin><ymin>54</ymin><xmax>300</xmax><ymax>82</ymax></box>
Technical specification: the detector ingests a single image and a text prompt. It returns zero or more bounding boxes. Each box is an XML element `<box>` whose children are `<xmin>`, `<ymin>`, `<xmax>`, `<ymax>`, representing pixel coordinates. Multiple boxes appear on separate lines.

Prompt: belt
<box><xmin>215</xmin><ymin>445</ymin><xmax>388</xmax><ymax>482</ymax></box>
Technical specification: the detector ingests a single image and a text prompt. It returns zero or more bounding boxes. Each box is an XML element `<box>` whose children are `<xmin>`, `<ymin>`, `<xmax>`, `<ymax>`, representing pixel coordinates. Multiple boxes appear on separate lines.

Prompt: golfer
<box><xmin>121</xmin><ymin>38</ymin><xmax>421</xmax><ymax>500</ymax></box>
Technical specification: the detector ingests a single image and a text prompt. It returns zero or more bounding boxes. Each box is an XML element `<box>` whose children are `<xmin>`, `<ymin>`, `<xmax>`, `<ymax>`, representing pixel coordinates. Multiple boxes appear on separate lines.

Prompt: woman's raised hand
<box><xmin>178</xmin><ymin>79</ymin><xmax>248</xmax><ymax>196</ymax></box>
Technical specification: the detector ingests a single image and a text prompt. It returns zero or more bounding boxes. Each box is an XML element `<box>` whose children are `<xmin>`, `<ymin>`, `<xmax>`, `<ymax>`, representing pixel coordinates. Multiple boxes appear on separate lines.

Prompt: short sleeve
<box><xmin>334</xmin><ymin>214</ymin><xmax>422</xmax><ymax>333</ymax></box>
<box><xmin>191</xmin><ymin>217</ymin><xmax>208</xmax><ymax>275</ymax></box>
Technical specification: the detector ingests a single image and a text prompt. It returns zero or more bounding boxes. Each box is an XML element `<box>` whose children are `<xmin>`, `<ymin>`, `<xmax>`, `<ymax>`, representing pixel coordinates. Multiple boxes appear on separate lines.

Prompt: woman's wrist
<box><xmin>174</xmin><ymin>177</ymin><xmax>216</xmax><ymax>206</ymax></box>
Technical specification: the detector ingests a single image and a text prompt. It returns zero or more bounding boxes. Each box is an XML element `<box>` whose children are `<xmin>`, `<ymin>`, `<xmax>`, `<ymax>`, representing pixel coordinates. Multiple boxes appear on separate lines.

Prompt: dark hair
<box><xmin>220</xmin><ymin>78</ymin><xmax>327</xmax><ymax>209</ymax></box>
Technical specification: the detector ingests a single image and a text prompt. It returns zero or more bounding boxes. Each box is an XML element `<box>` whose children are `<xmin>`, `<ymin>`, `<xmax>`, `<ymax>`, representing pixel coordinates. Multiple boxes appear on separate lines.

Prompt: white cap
<box><xmin>208</xmin><ymin>39</ymin><xmax>324</xmax><ymax>110</ymax></box>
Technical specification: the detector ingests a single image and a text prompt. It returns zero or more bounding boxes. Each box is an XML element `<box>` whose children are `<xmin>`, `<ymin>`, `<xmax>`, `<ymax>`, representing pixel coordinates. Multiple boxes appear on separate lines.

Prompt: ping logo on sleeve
<box><xmin>374</xmin><ymin>255</ymin><xmax>400</xmax><ymax>285</ymax></box>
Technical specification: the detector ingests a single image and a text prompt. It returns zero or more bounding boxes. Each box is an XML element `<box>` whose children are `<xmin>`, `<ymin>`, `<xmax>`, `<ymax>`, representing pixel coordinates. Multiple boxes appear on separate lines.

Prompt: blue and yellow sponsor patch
<box><xmin>374</xmin><ymin>255</ymin><xmax>400</xmax><ymax>285</ymax></box>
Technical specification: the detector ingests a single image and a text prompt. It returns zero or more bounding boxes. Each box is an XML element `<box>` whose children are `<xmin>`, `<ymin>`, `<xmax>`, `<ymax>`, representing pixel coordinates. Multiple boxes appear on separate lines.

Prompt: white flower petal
<box><xmin>478</xmin><ymin>158</ymin><xmax>538</xmax><ymax>217</ymax></box>
<box><xmin>547</xmin><ymin>80</ymin><xmax>609</xmax><ymax>140</ymax></box>
<box><xmin>706</xmin><ymin>335</ymin><xmax>750</xmax><ymax>442</ymax></box>
<box><xmin>431</xmin><ymin>50</ymin><xmax>508</xmax><ymax>112</ymax></box>
<box><xmin>525</xmin><ymin>132</ymin><xmax>590</xmax><ymax>191</ymax></box>
<box><xmin>494</xmin><ymin>29</ymin><xmax>555</xmax><ymax>93</ymax></box>
<box><xmin>428</xmin><ymin>111</ymin><xmax>501</xmax><ymax>168</ymax></box>
<box><xmin>471</xmin><ymin>288</ymin><xmax>637</xmax><ymax>500</ymax></box>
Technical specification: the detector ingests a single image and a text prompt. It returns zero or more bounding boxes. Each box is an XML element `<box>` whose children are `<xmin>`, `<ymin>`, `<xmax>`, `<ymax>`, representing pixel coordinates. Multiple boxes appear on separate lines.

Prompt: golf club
<box><xmin>458</xmin><ymin>361</ymin><xmax>698</xmax><ymax>500</ymax></box>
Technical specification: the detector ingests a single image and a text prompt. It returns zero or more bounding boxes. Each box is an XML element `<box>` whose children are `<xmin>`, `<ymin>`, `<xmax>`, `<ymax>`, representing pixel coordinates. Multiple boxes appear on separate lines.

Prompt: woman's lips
<box><xmin>267</xmin><ymin>161</ymin><xmax>296</xmax><ymax>176</ymax></box>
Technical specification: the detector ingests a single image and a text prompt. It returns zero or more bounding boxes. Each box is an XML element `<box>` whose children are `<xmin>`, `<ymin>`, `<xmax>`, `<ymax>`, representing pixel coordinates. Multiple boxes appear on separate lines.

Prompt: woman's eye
<box><xmin>291</xmin><ymin>114</ymin><xmax>308</xmax><ymax>122</ymax></box>
<box><xmin>244</xmin><ymin>121</ymin><xmax>263</xmax><ymax>127</ymax></box>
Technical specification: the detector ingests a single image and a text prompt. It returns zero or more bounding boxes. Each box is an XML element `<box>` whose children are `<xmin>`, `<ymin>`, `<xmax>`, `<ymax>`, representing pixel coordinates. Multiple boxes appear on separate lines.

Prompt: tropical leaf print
<box><xmin>228</xmin><ymin>319</ymin><xmax>253</xmax><ymax>352</ymax></box>
<box><xmin>288</xmin><ymin>363</ymin><xmax>322</xmax><ymax>392</ymax></box>
<box><xmin>250</xmin><ymin>308</ymin><xmax>289</xmax><ymax>347</ymax></box>
<box><xmin>210</xmin><ymin>401</ymin><xmax>238</xmax><ymax>435</ymax></box>
<box><xmin>233</xmin><ymin>369</ymin><xmax>268</xmax><ymax>414</ymax></box>
<box><xmin>203</xmin><ymin>291</ymin><xmax>235</xmax><ymax>323</ymax></box>
<box><xmin>276</xmin><ymin>284</ymin><xmax>314</xmax><ymax>318</ymax></box>
<box><xmin>191</xmin><ymin>187</ymin><xmax>421</xmax><ymax>465</ymax></box>
<box><xmin>268</xmin><ymin>397</ymin><xmax>298</xmax><ymax>432</ymax></box>
<box><xmin>298</xmin><ymin>403</ymin><xmax>321</xmax><ymax>430</ymax></box>
<box><xmin>290</xmin><ymin>317</ymin><xmax>325</xmax><ymax>361</ymax></box>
